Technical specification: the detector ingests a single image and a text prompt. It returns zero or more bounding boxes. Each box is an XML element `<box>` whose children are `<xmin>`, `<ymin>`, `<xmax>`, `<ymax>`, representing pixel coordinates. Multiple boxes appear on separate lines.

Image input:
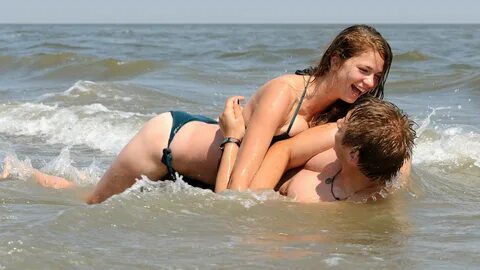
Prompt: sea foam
<box><xmin>413</xmin><ymin>107</ymin><xmax>480</xmax><ymax>168</ymax></box>
<box><xmin>0</xmin><ymin>102</ymin><xmax>146</xmax><ymax>154</ymax></box>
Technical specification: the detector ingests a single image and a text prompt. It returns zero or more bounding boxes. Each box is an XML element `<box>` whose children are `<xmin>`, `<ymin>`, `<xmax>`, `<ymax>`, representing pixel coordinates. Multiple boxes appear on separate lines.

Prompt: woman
<box><xmin>1</xmin><ymin>25</ymin><xmax>392</xmax><ymax>203</ymax></box>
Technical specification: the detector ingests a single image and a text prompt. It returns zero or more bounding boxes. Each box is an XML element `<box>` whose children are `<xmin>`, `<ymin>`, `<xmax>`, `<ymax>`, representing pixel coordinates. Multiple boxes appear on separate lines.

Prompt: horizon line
<box><xmin>1</xmin><ymin>22</ymin><xmax>479</xmax><ymax>25</ymax></box>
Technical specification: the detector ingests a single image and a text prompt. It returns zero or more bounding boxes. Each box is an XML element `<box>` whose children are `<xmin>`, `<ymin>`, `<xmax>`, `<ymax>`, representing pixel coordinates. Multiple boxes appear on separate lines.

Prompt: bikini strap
<box><xmin>295</xmin><ymin>67</ymin><xmax>315</xmax><ymax>75</ymax></box>
<box><xmin>162</xmin><ymin>148</ymin><xmax>177</xmax><ymax>180</ymax></box>
<box><xmin>285</xmin><ymin>74</ymin><xmax>312</xmax><ymax>134</ymax></box>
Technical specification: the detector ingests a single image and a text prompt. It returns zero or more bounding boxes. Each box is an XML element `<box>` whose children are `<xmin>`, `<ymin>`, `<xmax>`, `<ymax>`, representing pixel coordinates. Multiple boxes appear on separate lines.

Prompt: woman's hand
<box><xmin>219</xmin><ymin>96</ymin><xmax>245</xmax><ymax>140</ymax></box>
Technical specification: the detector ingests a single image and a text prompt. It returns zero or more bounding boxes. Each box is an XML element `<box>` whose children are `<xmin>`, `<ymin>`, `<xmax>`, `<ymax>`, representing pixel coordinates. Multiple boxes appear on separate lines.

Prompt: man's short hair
<box><xmin>342</xmin><ymin>96</ymin><xmax>416</xmax><ymax>182</ymax></box>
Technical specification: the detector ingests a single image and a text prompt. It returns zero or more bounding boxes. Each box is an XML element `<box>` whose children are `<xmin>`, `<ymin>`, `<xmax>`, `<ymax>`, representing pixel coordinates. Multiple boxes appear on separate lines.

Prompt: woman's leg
<box><xmin>0</xmin><ymin>157</ymin><xmax>74</xmax><ymax>188</ymax></box>
<box><xmin>85</xmin><ymin>113</ymin><xmax>172</xmax><ymax>204</ymax></box>
<box><xmin>32</xmin><ymin>169</ymin><xmax>76</xmax><ymax>189</ymax></box>
<box><xmin>1</xmin><ymin>113</ymin><xmax>172</xmax><ymax>202</ymax></box>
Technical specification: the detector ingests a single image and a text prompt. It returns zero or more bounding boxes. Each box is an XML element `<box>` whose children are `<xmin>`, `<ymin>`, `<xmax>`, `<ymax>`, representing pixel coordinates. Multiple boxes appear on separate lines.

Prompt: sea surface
<box><xmin>0</xmin><ymin>24</ymin><xmax>479</xmax><ymax>269</ymax></box>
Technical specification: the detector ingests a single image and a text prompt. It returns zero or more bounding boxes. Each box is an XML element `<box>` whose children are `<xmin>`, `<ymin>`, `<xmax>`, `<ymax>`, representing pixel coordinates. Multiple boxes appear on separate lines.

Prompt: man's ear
<box><xmin>349</xmin><ymin>147</ymin><xmax>360</xmax><ymax>166</ymax></box>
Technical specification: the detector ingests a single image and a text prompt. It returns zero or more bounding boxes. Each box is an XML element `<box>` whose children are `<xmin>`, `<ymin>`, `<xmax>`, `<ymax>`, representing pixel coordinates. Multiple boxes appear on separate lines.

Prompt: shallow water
<box><xmin>0</xmin><ymin>24</ymin><xmax>479</xmax><ymax>269</ymax></box>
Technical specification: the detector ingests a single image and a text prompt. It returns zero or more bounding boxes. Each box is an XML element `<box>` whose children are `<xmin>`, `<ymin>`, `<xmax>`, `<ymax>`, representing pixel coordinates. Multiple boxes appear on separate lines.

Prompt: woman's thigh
<box><xmin>86</xmin><ymin>112</ymin><xmax>173</xmax><ymax>203</ymax></box>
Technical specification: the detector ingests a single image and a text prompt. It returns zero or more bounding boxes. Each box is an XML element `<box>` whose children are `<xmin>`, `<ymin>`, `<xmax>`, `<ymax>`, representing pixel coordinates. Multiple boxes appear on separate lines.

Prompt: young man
<box><xmin>216</xmin><ymin>95</ymin><xmax>416</xmax><ymax>202</ymax></box>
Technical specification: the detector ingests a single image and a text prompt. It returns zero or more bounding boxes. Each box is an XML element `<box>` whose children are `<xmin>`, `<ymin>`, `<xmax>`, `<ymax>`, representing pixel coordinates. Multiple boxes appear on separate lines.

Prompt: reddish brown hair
<box><xmin>342</xmin><ymin>96</ymin><xmax>416</xmax><ymax>182</ymax></box>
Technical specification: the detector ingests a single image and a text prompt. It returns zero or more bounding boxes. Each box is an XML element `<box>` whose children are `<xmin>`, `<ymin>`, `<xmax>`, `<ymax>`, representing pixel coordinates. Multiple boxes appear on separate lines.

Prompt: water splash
<box><xmin>0</xmin><ymin>153</ymin><xmax>34</xmax><ymax>181</ymax></box>
<box><xmin>0</xmin><ymin>102</ymin><xmax>144</xmax><ymax>154</ymax></box>
<box><xmin>40</xmin><ymin>147</ymin><xmax>98</xmax><ymax>186</ymax></box>
<box><xmin>415</xmin><ymin>106</ymin><xmax>450</xmax><ymax>137</ymax></box>
<box><xmin>413</xmin><ymin>106</ymin><xmax>480</xmax><ymax>168</ymax></box>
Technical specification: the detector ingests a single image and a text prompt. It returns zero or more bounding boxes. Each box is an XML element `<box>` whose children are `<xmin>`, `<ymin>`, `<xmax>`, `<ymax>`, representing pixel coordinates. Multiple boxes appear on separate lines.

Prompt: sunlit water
<box><xmin>0</xmin><ymin>24</ymin><xmax>479</xmax><ymax>269</ymax></box>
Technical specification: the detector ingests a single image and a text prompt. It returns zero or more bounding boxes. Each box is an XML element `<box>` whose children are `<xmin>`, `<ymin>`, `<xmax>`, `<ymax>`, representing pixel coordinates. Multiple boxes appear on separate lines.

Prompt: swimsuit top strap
<box><xmin>285</xmin><ymin>74</ymin><xmax>312</xmax><ymax>134</ymax></box>
<box><xmin>295</xmin><ymin>67</ymin><xmax>314</xmax><ymax>76</ymax></box>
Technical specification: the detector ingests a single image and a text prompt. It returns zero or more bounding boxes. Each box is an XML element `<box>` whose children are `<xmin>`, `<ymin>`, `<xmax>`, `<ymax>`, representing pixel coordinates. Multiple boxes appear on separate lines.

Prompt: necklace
<box><xmin>325</xmin><ymin>169</ymin><xmax>342</xmax><ymax>201</ymax></box>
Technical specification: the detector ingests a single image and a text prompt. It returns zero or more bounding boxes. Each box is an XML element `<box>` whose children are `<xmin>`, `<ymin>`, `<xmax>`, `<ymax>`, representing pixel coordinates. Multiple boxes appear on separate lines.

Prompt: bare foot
<box><xmin>0</xmin><ymin>157</ymin><xmax>12</xmax><ymax>180</ymax></box>
<box><xmin>32</xmin><ymin>170</ymin><xmax>76</xmax><ymax>189</ymax></box>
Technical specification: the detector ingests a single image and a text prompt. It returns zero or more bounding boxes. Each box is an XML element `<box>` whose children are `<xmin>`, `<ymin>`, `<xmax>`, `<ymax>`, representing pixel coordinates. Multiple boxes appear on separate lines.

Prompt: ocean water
<box><xmin>0</xmin><ymin>24</ymin><xmax>479</xmax><ymax>269</ymax></box>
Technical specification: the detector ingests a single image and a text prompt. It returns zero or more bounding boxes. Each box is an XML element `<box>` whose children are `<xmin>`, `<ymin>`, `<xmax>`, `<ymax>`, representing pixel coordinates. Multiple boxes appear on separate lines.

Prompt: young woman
<box><xmin>1</xmin><ymin>25</ymin><xmax>392</xmax><ymax>204</ymax></box>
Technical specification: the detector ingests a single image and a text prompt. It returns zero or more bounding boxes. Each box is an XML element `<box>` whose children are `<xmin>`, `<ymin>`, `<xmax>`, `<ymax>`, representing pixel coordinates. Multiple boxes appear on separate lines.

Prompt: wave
<box><xmin>387</xmin><ymin>69</ymin><xmax>480</xmax><ymax>93</ymax></box>
<box><xmin>39</xmin><ymin>58</ymin><xmax>166</xmax><ymax>80</ymax></box>
<box><xmin>394</xmin><ymin>51</ymin><xmax>432</xmax><ymax>62</ymax></box>
<box><xmin>28</xmin><ymin>42</ymin><xmax>88</xmax><ymax>50</ymax></box>
<box><xmin>447</xmin><ymin>63</ymin><xmax>476</xmax><ymax>70</ymax></box>
<box><xmin>406</xmin><ymin>107</ymin><xmax>480</xmax><ymax>205</ymax></box>
<box><xmin>217</xmin><ymin>50</ymin><xmax>282</xmax><ymax>63</ymax></box>
<box><xmin>413</xmin><ymin>107</ymin><xmax>480</xmax><ymax>168</ymax></box>
<box><xmin>465</xmin><ymin>73</ymin><xmax>480</xmax><ymax>89</ymax></box>
<box><xmin>38</xmin><ymin>80</ymin><xmax>195</xmax><ymax>115</ymax></box>
<box><xmin>0</xmin><ymin>52</ymin><xmax>84</xmax><ymax>70</ymax></box>
<box><xmin>275</xmin><ymin>48</ymin><xmax>318</xmax><ymax>57</ymax></box>
<box><xmin>217</xmin><ymin>47</ymin><xmax>316</xmax><ymax>62</ymax></box>
<box><xmin>0</xmin><ymin>53</ymin><xmax>167</xmax><ymax>80</ymax></box>
<box><xmin>0</xmin><ymin>102</ymin><xmax>148</xmax><ymax>154</ymax></box>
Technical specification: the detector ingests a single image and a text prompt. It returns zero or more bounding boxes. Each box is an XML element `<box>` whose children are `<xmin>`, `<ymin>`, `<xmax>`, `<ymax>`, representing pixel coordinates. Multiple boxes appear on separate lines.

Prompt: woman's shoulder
<box><xmin>260</xmin><ymin>74</ymin><xmax>302</xmax><ymax>95</ymax></box>
<box><xmin>270</xmin><ymin>74</ymin><xmax>300</xmax><ymax>87</ymax></box>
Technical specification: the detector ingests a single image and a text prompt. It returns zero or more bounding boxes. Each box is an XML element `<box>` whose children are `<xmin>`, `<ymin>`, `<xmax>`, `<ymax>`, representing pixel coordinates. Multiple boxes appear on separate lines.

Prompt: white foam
<box><xmin>0</xmin><ymin>102</ymin><xmax>147</xmax><ymax>154</ymax></box>
<box><xmin>40</xmin><ymin>147</ymin><xmax>99</xmax><ymax>186</ymax></box>
<box><xmin>414</xmin><ymin>127</ymin><xmax>480</xmax><ymax>166</ymax></box>
<box><xmin>323</xmin><ymin>255</ymin><xmax>345</xmax><ymax>266</ymax></box>
<box><xmin>1</xmin><ymin>154</ymin><xmax>34</xmax><ymax>181</ymax></box>
<box><xmin>119</xmin><ymin>174</ymin><xmax>284</xmax><ymax>207</ymax></box>
<box><xmin>64</xmin><ymin>80</ymin><xmax>97</xmax><ymax>95</ymax></box>
<box><xmin>0</xmin><ymin>148</ymin><xmax>98</xmax><ymax>186</ymax></box>
<box><xmin>413</xmin><ymin>108</ymin><xmax>480</xmax><ymax>168</ymax></box>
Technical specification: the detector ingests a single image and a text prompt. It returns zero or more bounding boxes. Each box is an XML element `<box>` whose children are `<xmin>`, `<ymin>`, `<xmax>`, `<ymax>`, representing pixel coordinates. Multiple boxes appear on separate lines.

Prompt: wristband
<box><xmin>220</xmin><ymin>137</ymin><xmax>241</xmax><ymax>150</ymax></box>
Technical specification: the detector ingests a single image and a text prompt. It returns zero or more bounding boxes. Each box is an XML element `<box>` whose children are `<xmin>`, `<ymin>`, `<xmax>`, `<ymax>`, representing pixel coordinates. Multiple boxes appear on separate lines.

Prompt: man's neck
<box><xmin>334</xmin><ymin>163</ymin><xmax>375</xmax><ymax>200</ymax></box>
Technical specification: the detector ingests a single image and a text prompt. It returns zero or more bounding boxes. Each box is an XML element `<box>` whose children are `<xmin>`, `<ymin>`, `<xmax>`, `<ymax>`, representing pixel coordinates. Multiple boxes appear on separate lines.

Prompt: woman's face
<box><xmin>334</xmin><ymin>50</ymin><xmax>385</xmax><ymax>103</ymax></box>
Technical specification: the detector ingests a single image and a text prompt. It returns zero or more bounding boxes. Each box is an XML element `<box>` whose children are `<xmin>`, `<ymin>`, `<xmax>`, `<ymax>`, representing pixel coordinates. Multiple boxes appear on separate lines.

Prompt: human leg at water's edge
<box><xmin>0</xmin><ymin>156</ymin><xmax>74</xmax><ymax>188</ymax></box>
<box><xmin>82</xmin><ymin>113</ymin><xmax>173</xmax><ymax>204</ymax></box>
<box><xmin>0</xmin><ymin>113</ymin><xmax>173</xmax><ymax>204</ymax></box>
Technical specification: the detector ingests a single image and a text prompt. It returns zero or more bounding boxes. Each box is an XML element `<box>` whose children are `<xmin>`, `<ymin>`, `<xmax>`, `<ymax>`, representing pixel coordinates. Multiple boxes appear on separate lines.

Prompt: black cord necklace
<box><xmin>325</xmin><ymin>169</ymin><xmax>342</xmax><ymax>201</ymax></box>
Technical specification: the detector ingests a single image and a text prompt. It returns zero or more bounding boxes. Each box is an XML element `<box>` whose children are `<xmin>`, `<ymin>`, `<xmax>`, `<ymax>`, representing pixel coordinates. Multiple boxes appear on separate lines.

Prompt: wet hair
<box><xmin>308</xmin><ymin>25</ymin><xmax>393</xmax><ymax>126</ymax></box>
<box><xmin>341</xmin><ymin>96</ymin><xmax>416</xmax><ymax>183</ymax></box>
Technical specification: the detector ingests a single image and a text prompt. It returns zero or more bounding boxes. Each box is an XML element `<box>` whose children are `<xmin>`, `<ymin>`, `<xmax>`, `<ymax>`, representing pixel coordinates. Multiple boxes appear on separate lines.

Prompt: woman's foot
<box><xmin>0</xmin><ymin>157</ymin><xmax>12</xmax><ymax>180</ymax></box>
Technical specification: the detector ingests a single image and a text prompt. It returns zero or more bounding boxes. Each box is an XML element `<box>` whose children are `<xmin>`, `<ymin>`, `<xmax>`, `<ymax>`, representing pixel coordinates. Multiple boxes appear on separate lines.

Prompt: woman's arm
<box><xmin>227</xmin><ymin>79</ymin><xmax>296</xmax><ymax>190</ymax></box>
<box><xmin>215</xmin><ymin>96</ymin><xmax>245</xmax><ymax>192</ymax></box>
<box><xmin>249</xmin><ymin>123</ymin><xmax>337</xmax><ymax>190</ymax></box>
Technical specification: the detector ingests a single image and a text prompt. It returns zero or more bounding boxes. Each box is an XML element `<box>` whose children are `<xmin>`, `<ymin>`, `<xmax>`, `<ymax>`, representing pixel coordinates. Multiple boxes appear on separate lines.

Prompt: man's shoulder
<box><xmin>303</xmin><ymin>148</ymin><xmax>337</xmax><ymax>172</ymax></box>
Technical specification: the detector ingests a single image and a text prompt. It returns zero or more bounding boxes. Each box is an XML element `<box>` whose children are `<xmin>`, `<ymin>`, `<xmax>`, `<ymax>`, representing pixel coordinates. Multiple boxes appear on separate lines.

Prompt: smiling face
<box><xmin>333</xmin><ymin>50</ymin><xmax>385</xmax><ymax>103</ymax></box>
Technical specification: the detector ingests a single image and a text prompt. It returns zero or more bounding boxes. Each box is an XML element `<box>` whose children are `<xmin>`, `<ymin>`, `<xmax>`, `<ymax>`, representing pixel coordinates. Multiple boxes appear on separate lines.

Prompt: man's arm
<box><xmin>248</xmin><ymin>123</ymin><xmax>337</xmax><ymax>190</ymax></box>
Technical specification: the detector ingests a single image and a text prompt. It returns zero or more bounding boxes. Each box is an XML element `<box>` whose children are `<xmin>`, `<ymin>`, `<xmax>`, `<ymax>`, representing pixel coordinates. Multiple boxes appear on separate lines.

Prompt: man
<box><xmin>216</xmin><ymin>95</ymin><xmax>416</xmax><ymax>202</ymax></box>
